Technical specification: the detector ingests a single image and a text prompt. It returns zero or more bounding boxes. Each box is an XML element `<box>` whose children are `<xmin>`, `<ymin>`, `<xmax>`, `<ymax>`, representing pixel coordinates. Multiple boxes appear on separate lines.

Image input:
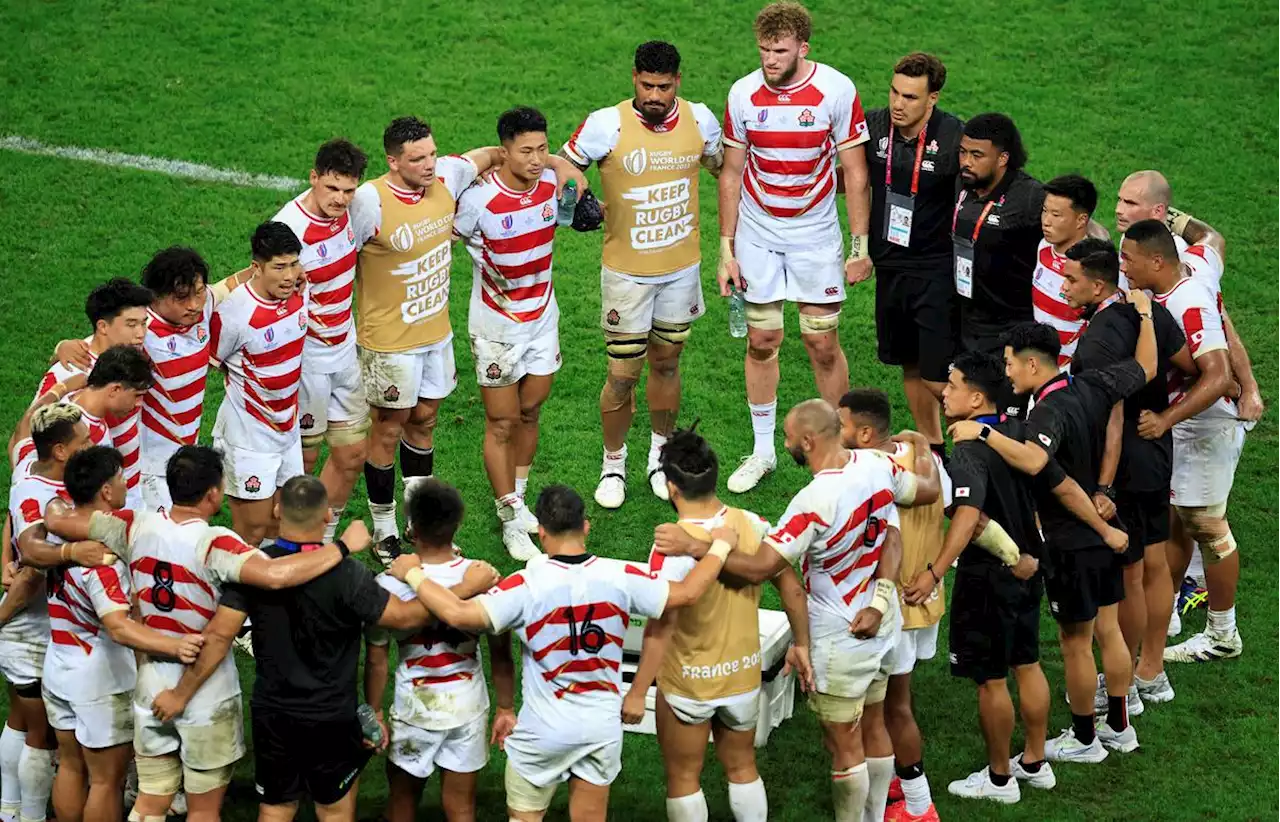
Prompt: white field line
<box><xmin>0</xmin><ymin>135</ymin><xmax>303</xmax><ymax>191</ymax></box>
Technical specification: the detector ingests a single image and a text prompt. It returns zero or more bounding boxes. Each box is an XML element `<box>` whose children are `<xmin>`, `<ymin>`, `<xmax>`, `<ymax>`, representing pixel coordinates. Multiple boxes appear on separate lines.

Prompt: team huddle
<box><xmin>0</xmin><ymin>2</ymin><xmax>1263</xmax><ymax>821</ymax></box>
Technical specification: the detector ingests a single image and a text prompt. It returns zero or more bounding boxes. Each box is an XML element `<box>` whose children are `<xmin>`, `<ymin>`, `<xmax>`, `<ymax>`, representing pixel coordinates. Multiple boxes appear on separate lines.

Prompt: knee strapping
<box><xmin>1175</xmin><ymin>504</ymin><xmax>1234</xmax><ymax>562</ymax></box>
<box><xmin>327</xmin><ymin>416</ymin><xmax>371</xmax><ymax>448</ymax></box>
<box><xmin>745</xmin><ymin>300</ymin><xmax>784</xmax><ymax>331</ymax></box>
<box><xmin>129</xmin><ymin>812</ymin><xmax>167</xmax><ymax>822</ymax></box>
<box><xmin>602</xmin><ymin>342</ymin><xmax>645</xmax><ymax>413</ymax></box>
<box><xmin>649</xmin><ymin>319</ymin><xmax>691</xmax><ymax>347</ymax></box>
<box><xmin>183</xmin><ymin>762</ymin><xmax>234</xmax><ymax>795</ymax></box>
<box><xmin>135</xmin><ymin>754</ymin><xmax>182</xmax><ymax>796</ymax></box>
<box><xmin>798</xmin><ymin>310</ymin><xmax>841</xmax><ymax>336</ymax></box>
<box><xmin>301</xmin><ymin>432</ymin><xmax>325</xmax><ymax>450</ymax></box>
<box><xmin>605</xmin><ymin>333</ymin><xmax>648</xmax><ymax>363</ymax></box>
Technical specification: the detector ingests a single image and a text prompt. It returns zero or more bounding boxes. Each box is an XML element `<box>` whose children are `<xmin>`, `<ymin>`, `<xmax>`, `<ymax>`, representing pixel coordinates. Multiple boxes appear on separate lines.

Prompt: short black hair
<box><xmin>140</xmin><ymin>247</ymin><xmax>209</xmax><ymax>299</ymax></box>
<box><xmin>535</xmin><ymin>484</ymin><xmax>586</xmax><ymax>536</ymax></box>
<box><xmin>31</xmin><ymin>405</ymin><xmax>84</xmax><ymax>461</ymax></box>
<box><xmin>497</xmin><ymin>107</ymin><xmax>548</xmax><ymax>144</ymax></box>
<box><xmin>658</xmin><ymin>428</ymin><xmax>718</xmax><ymax>500</ymax></box>
<box><xmin>64</xmin><ymin>446</ymin><xmax>124</xmax><ymax>506</ymax></box>
<box><xmin>634</xmin><ymin>40</ymin><xmax>680</xmax><ymax>75</ymax></box>
<box><xmin>1043</xmin><ymin>174</ymin><xmax>1098</xmax><ymax>216</ymax></box>
<box><xmin>893</xmin><ymin>52</ymin><xmax>947</xmax><ymax>93</ymax></box>
<box><xmin>963</xmin><ymin>113</ymin><xmax>1027</xmax><ymax>172</ymax></box>
<box><xmin>85</xmin><ymin>278</ymin><xmax>154</xmax><ymax>330</ymax></box>
<box><xmin>1066</xmin><ymin>237</ymin><xmax>1120</xmax><ymax>286</ymax></box>
<box><xmin>279</xmin><ymin>475</ymin><xmax>328</xmax><ymax>524</ymax></box>
<box><xmin>1001</xmin><ymin>322</ymin><xmax>1061</xmax><ymax>363</ymax></box>
<box><xmin>313</xmin><ymin>138</ymin><xmax>368</xmax><ymax>180</ymax></box>
<box><xmin>166</xmin><ymin>445</ymin><xmax>224</xmax><ymax>506</ymax></box>
<box><xmin>838</xmin><ymin>388</ymin><xmax>892</xmax><ymax>436</ymax></box>
<box><xmin>383</xmin><ymin>116</ymin><xmax>432</xmax><ymax>156</ymax></box>
<box><xmin>951</xmin><ymin>351</ymin><xmax>1007</xmax><ymax>405</ymax></box>
<box><xmin>406</xmin><ymin>478</ymin><xmax>466</xmax><ymax>546</ymax></box>
<box><xmin>251</xmin><ymin>221</ymin><xmax>302</xmax><ymax>263</ymax></box>
<box><xmin>86</xmin><ymin>345</ymin><xmax>152</xmax><ymax>391</ymax></box>
<box><xmin>1124</xmin><ymin>218</ymin><xmax>1181</xmax><ymax>261</ymax></box>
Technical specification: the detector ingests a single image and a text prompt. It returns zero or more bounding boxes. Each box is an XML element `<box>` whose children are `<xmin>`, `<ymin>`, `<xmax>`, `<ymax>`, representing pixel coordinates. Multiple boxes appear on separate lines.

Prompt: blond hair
<box><xmin>31</xmin><ymin>403</ymin><xmax>83</xmax><ymax>435</ymax></box>
<box><xmin>755</xmin><ymin>2</ymin><xmax>812</xmax><ymax>44</ymax></box>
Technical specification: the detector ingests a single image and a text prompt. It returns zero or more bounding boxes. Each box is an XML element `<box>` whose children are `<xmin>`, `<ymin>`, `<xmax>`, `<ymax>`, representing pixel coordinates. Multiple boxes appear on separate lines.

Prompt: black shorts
<box><xmin>252</xmin><ymin>709</ymin><xmax>370</xmax><ymax>806</ymax></box>
<box><xmin>1044</xmin><ymin>546</ymin><xmax>1125</xmax><ymax>624</ymax></box>
<box><xmin>1116</xmin><ymin>489</ymin><xmax>1171</xmax><ymax>564</ymax></box>
<box><xmin>949</xmin><ymin>562</ymin><xmax>1043</xmax><ymax>684</ymax></box>
<box><xmin>874</xmin><ymin>269</ymin><xmax>957</xmax><ymax>383</ymax></box>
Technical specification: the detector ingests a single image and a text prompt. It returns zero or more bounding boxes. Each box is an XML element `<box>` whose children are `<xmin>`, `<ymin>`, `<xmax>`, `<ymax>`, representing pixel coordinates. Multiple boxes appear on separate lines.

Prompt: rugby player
<box><xmin>365</xmin><ymin>479</ymin><xmax>512</xmax><ymax>822</ymax></box>
<box><xmin>387</xmin><ymin>484</ymin><xmax>735</xmax><ymax>822</ymax></box>
<box><xmin>623</xmin><ymin>428</ymin><xmax>809</xmax><ymax>822</ymax></box>
<box><xmin>560</xmin><ymin>40</ymin><xmax>724</xmax><ymax>510</ymax></box>
<box><xmin>210</xmin><ymin>221</ymin><xmax>308</xmax><ymax>546</ymax></box>
<box><xmin>718</xmin><ymin>2</ymin><xmax>873</xmax><ymax>493</ymax></box>
<box><xmin>273</xmin><ymin>139</ymin><xmax>372</xmax><ymax>545</ymax></box>
<box><xmin>456</xmin><ymin>107</ymin><xmax>565</xmax><ymax>560</ymax></box>
<box><xmin>1033</xmin><ymin>174</ymin><xmax>1103</xmax><ymax>367</ymax></box>
<box><xmin>61</xmin><ymin>346</ymin><xmax>153</xmax><ymax>455</ymax></box>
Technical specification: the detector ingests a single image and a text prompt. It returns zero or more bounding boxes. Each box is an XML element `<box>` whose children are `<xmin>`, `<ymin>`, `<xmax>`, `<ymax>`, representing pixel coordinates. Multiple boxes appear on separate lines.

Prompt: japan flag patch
<box><xmin>955</xmin><ymin>487</ymin><xmax>970</xmax><ymax>498</ymax></box>
<box><xmin>1037</xmin><ymin>433</ymin><xmax>1053</xmax><ymax>447</ymax></box>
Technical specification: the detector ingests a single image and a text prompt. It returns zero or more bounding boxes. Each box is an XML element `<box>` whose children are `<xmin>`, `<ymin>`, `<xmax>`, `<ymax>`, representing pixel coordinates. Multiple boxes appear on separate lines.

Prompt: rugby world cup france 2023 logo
<box><xmin>623</xmin><ymin>147</ymin><xmax>648</xmax><ymax>176</ymax></box>
<box><xmin>390</xmin><ymin>223</ymin><xmax>415</xmax><ymax>253</ymax></box>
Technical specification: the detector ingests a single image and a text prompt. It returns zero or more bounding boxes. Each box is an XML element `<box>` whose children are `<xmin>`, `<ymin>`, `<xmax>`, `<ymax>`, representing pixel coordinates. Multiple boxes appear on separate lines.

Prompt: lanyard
<box><xmin>974</xmin><ymin>413</ymin><xmax>1005</xmax><ymax>425</ymax></box>
<box><xmin>953</xmin><ymin>190</ymin><xmax>1004</xmax><ymax>242</ymax></box>
<box><xmin>885</xmin><ymin>126</ymin><xmax>928</xmax><ymax>197</ymax></box>
<box><xmin>1096</xmin><ymin>291</ymin><xmax>1124</xmax><ymax>313</ymax></box>
<box><xmin>1035</xmin><ymin>373</ymin><xmax>1072</xmax><ymax>403</ymax></box>
<box><xmin>273</xmin><ymin>539</ymin><xmax>324</xmax><ymax>554</ymax></box>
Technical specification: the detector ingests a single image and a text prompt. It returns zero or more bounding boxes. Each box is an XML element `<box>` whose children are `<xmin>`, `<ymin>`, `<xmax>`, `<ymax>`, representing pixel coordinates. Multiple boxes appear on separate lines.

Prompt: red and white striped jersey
<box><xmin>273</xmin><ymin>195</ymin><xmax>359</xmax><ymax>373</ymax></box>
<box><xmin>476</xmin><ymin>555</ymin><xmax>669</xmax><ymax>744</ymax></box>
<box><xmin>37</xmin><ymin>346</ymin><xmax>142</xmax><ymax>500</ymax></box>
<box><xmin>43</xmin><ymin>558</ymin><xmax>135</xmax><ymax>702</ymax></box>
<box><xmin>211</xmin><ymin>285</ymin><xmax>308</xmax><ymax>451</ymax></box>
<box><xmin>1032</xmin><ymin>240</ymin><xmax>1084</xmax><ymax>366</ymax></box>
<box><xmin>373</xmin><ymin>556</ymin><xmax>489</xmax><ymax>731</ymax></box>
<box><xmin>1154</xmin><ymin>275</ymin><xmax>1234</xmax><ymax>424</ymax></box>
<box><xmin>4</xmin><ymin>451</ymin><xmax>59</xmax><ymax>642</ymax></box>
<box><xmin>723</xmin><ymin>62</ymin><xmax>869</xmax><ymax>250</ymax></box>
<box><xmin>767</xmin><ymin>450</ymin><xmax>905</xmax><ymax>639</ymax></box>
<box><xmin>455</xmin><ymin>169</ymin><xmax>561</xmax><ymax>340</ymax></box>
<box><xmin>1180</xmin><ymin>243</ymin><xmax>1224</xmax><ymax>295</ymax></box>
<box><xmin>89</xmin><ymin>509</ymin><xmax>257</xmax><ymax>703</ymax></box>
<box><xmin>141</xmin><ymin>292</ymin><xmax>215</xmax><ymax>475</ymax></box>
<box><xmin>64</xmin><ymin>393</ymin><xmax>111</xmax><ymax>447</ymax></box>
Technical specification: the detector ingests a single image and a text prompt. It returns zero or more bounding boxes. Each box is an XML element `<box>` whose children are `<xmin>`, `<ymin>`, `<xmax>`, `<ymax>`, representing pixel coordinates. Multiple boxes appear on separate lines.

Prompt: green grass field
<box><xmin>1</xmin><ymin>1</ymin><xmax>1276</xmax><ymax>819</ymax></box>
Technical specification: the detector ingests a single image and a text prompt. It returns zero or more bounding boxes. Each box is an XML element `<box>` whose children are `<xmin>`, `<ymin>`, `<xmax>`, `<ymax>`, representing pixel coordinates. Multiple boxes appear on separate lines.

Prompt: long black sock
<box><xmin>1072</xmin><ymin>712</ymin><xmax>1097</xmax><ymax>745</ymax></box>
<box><xmin>364</xmin><ymin>461</ymin><xmax>395</xmax><ymax>505</ymax></box>
<box><xmin>895</xmin><ymin>760</ymin><xmax>924</xmax><ymax>780</ymax></box>
<box><xmin>399</xmin><ymin>440</ymin><xmax>434</xmax><ymax>479</ymax></box>
<box><xmin>1018</xmin><ymin>757</ymin><xmax>1044</xmax><ymax>774</ymax></box>
<box><xmin>1107</xmin><ymin>695</ymin><xmax>1128</xmax><ymax>731</ymax></box>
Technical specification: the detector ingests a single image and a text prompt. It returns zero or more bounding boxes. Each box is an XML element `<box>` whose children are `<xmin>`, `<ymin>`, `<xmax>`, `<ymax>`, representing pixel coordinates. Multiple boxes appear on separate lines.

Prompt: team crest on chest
<box><xmin>196</xmin><ymin>326</ymin><xmax>208</xmax><ymax>343</ymax></box>
<box><xmin>541</xmin><ymin>203</ymin><xmax>555</xmax><ymax>222</ymax></box>
<box><xmin>927</xmin><ymin>139</ymin><xmax>940</xmax><ymax>154</ymax></box>
<box><xmin>297</xmin><ymin>312</ymin><xmax>306</xmax><ymax>330</ymax></box>
<box><xmin>797</xmin><ymin>108</ymin><xmax>816</xmax><ymax>127</ymax></box>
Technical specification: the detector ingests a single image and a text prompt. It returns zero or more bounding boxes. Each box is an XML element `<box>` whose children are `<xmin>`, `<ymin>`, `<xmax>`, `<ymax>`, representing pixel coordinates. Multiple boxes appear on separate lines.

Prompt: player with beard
<box><xmin>561</xmin><ymin>41</ymin><xmax>724</xmax><ymax>510</ymax></box>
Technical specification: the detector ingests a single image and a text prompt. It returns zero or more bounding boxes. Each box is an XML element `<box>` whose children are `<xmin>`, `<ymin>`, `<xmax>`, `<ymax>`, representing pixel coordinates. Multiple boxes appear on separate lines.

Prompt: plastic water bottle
<box><xmin>557</xmin><ymin>181</ymin><xmax>578</xmax><ymax>226</ymax></box>
<box><xmin>356</xmin><ymin>703</ymin><xmax>383</xmax><ymax>747</ymax></box>
<box><xmin>728</xmin><ymin>283</ymin><xmax>748</xmax><ymax>338</ymax></box>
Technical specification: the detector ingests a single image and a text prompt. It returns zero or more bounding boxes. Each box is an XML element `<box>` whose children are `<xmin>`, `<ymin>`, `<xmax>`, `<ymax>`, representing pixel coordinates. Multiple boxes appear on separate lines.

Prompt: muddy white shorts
<box><xmin>890</xmin><ymin>622</ymin><xmax>940</xmax><ymax>677</ymax></box>
<box><xmin>44</xmin><ymin>688</ymin><xmax>133</xmax><ymax>749</ymax></box>
<box><xmin>0</xmin><ymin>635</ymin><xmax>45</xmax><ymax>687</ymax></box>
<box><xmin>359</xmin><ymin>339</ymin><xmax>457</xmax><ymax>409</ymax></box>
<box><xmin>1171</xmin><ymin>419</ymin><xmax>1245</xmax><ymax>507</ymax></box>
<box><xmin>298</xmin><ymin>365</ymin><xmax>367</xmax><ymax>437</ymax></box>
<box><xmin>503</xmin><ymin>725</ymin><xmax>622</xmax><ymax>790</ymax></box>
<box><xmin>661</xmin><ymin>688</ymin><xmax>760</xmax><ymax>732</ymax></box>
<box><xmin>213</xmin><ymin>436</ymin><xmax>303</xmax><ymax>501</ymax></box>
<box><xmin>600</xmin><ymin>266</ymin><xmax>704</xmax><ymax>335</ymax></box>
<box><xmin>470</xmin><ymin>332</ymin><xmax>561</xmax><ymax>388</ymax></box>
<box><xmin>387</xmin><ymin>714</ymin><xmax>488</xmax><ymax>779</ymax></box>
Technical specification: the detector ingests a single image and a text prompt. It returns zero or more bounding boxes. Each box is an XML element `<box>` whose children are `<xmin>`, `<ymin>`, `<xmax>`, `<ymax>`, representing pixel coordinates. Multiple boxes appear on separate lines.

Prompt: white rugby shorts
<box><xmin>213</xmin><ymin>436</ymin><xmax>303</xmax><ymax>501</ymax></box>
<box><xmin>44</xmin><ymin>688</ymin><xmax>133</xmax><ymax>749</ymax></box>
<box><xmin>503</xmin><ymin>724</ymin><xmax>622</xmax><ymax>789</ymax></box>
<box><xmin>736</xmin><ymin>237</ymin><xmax>845</xmax><ymax>306</ymax></box>
<box><xmin>133</xmin><ymin>692</ymin><xmax>245</xmax><ymax>770</ymax></box>
<box><xmin>470</xmin><ymin>332</ymin><xmax>561</xmax><ymax>389</ymax></box>
<box><xmin>810</xmin><ymin>608</ymin><xmax>900</xmax><ymax>701</ymax></box>
<box><xmin>600</xmin><ymin>266</ymin><xmax>704</xmax><ymax>335</ymax></box>
<box><xmin>0</xmin><ymin>635</ymin><xmax>45</xmax><ymax>688</ymax></box>
<box><xmin>358</xmin><ymin>340</ymin><xmax>457</xmax><ymax>409</ymax></box>
<box><xmin>298</xmin><ymin>365</ymin><xmax>367</xmax><ymax>437</ymax></box>
<box><xmin>661</xmin><ymin>687</ymin><xmax>760</xmax><ymax>732</ymax></box>
<box><xmin>890</xmin><ymin>622</ymin><xmax>940</xmax><ymax>677</ymax></box>
<box><xmin>1171</xmin><ymin>419</ymin><xmax>1244</xmax><ymax>507</ymax></box>
<box><xmin>387</xmin><ymin>715</ymin><xmax>488</xmax><ymax>779</ymax></box>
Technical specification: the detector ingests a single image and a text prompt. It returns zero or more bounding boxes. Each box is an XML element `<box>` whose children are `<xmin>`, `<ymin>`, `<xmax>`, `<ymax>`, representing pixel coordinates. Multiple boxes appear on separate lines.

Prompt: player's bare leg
<box><xmin>1058</xmin><ymin>621</ymin><xmax>1099</xmax><ymax>720</ymax></box>
<box><xmin>515</xmin><ymin>374</ymin><xmax>554</xmax><ymax>486</ymax></box>
<box><xmin>797</xmin><ymin>302</ymin><xmax>848</xmax><ymax>406</ymax></box>
<box><xmin>1119</xmin><ymin>559</ymin><xmax>1147</xmax><ymax>664</ymax></box>
<box><xmin>729</xmin><ymin>315</ymin><xmax>782</xmax><ymax>494</ymax></box>
<box><xmin>481</xmin><ymin>377</ymin><xmax>545</xmax><ymax>560</ymax></box>
<box><xmin>228</xmin><ymin>494</ymin><xmax>279</xmax><ymax>547</ymax></box>
<box><xmin>595</xmin><ymin>335</ymin><xmax>645</xmax><ymax>509</ymax></box>
<box><xmin>644</xmin><ymin>338</ymin><xmax>684</xmax><ymax>501</ymax></box>
<box><xmin>1135</xmin><ymin>542</ymin><xmax>1174</xmax><ymax>682</ymax></box>
<box><xmin>130</xmin><ymin>754</ymin><xmax>178</xmax><ymax>822</ymax></box>
<box><xmin>366</xmin><ymin>406</ymin><xmax>412</xmax><ymax>548</ymax></box>
<box><xmin>860</xmin><ymin>700</ymin><xmax>895</xmax><ymax>822</ymax></box>
<box><xmin>1166</xmin><ymin>505</ymin><xmax>1241</xmax><ymax>662</ymax></box>
<box><xmin>257</xmin><ymin>799</ymin><xmax>300</xmax><ymax>822</ymax></box>
<box><xmin>383</xmin><ymin>763</ymin><xmax>424</xmax><ymax>822</ymax></box>
<box><xmin>439</xmin><ymin>769</ymin><xmax>479</xmax><ymax>822</ymax></box>
<box><xmin>403</xmin><ymin>399</ymin><xmax>441</xmax><ymax>496</ymax></box>
<box><xmin>902</xmin><ymin>365</ymin><xmax>945</xmax><ymax>446</ymax></box>
<box><xmin>884</xmin><ymin>674</ymin><xmax>921</xmax><ymax>771</ymax></box>
<box><xmin>1011</xmin><ymin>662</ymin><xmax>1049</xmax><ymax>764</ymax></box>
<box><xmin>315</xmin><ymin>423</ymin><xmax>369</xmax><ymax>544</ymax></box>
<box><xmin>312</xmin><ymin>777</ymin><xmax>359</xmax><ymax>822</ymax></box>
<box><xmin>710</xmin><ymin>721</ymin><xmax>767</xmax><ymax>822</ymax></box>
<box><xmin>819</xmin><ymin>719</ymin><xmax>867</xmax><ymax>821</ymax></box>
<box><xmin>566</xmin><ymin>777</ymin><xmax>609</xmax><ymax>822</ymax></box>
<box><xmin>655</xmin><ymin>695</ymin><xmax>710</xmax><ymax>818</ymax></box>
<box><xmin>81</xmin><ymin>742</ymin><xmax>130</xmax><ymax>822</ymax></box>
<box><xmin>51</xmin><ymin>731</ymin><xmax>86</xmax><ymax>822</ymax></box>
<box><xmin>976</xmin><ymin>679</ymin><xmax>1015</xmax><ymax>774</ymax></box>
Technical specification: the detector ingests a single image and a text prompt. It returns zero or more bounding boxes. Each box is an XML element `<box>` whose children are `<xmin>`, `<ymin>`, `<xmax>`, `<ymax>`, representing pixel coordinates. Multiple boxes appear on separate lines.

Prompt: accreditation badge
<box><xmin>884</xmin><ymin>191</ymin><xmax>914</xmax><ymax>248</ymax></box>
<box><xmin>953</xmin><ymin>238</ymin><xmax>975</xmax><ymax>299</ymax></box>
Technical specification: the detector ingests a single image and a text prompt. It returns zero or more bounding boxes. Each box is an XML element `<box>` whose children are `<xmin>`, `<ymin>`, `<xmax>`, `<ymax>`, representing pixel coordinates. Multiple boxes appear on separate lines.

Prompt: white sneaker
<box><xmin>648</xmin><ymin>466</ymin><xmax>670</xmax><ymax>501</ymax></box>
<box><xmin>514</xmin><ymin>503</ymin><xmax>539</xmax><ymax>533</ymax></box>
<box><xmin>727</xmin><ymin>454</ymin><xmax>775</xmax><ymax>493</ymax></box>
<box><xmin>594</xmin><ymin>472</ymin><xmax>626</xmax><ymax>509</ymax></box>
<box><xmin>946</xmin><ymin>767</ymin><xmax>1020</xmax><ymax>804</ymax></box>
<box><xmin>1166</xmin><ymin>607</ymin><xmax>1182</xmax><ymax>637</ymax></box>
<box><xmin>1009</xmin><ymin>753</ymin><xmax>1056</xmax><ymax>790</ymax></box>
<box><xmin>1044</xmin><ymin>728</ymin><xmax>1108</xmax><ymax>763</ymax></box>
<box><xmin>1086</xmin><ymin>676</ymin><xmax>1145</xmax><ymax>718</ymax></box>
<box><xmin>1164</xmin><ymin>628</ymin><xmax>1242</xmax><ymax>663</ymax></box>
<box><xmin>1134</xmin><ymin>671</ymin><xmax>1175</xmax><ymax>703</ymax></box>
<box><xmin>502</xmin><ymin>523</ymin><xmax>540</xmax><ymax>562</ymax></box>
<box><xmin>1095</xmin><ymin>721</ymin><xmax>1140</xmax><ymax>753</ymax></box>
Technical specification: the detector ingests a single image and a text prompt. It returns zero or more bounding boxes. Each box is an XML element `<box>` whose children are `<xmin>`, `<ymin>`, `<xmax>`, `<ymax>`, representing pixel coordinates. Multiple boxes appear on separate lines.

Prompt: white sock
<box><xmin>901</xmin><ymin>772</ymin><xmax>933</xmax><ymax>817</ymax></box>
<box><xmin>322</xmin><ymin>510</ymin><xmax>338</xmax><ymax>545</ymax></box>
<box><xmin>496</xmin><ymin>493</ymin><xmax>520</xmax><ymax>523</ymax></box>
<box><xmin>515</xmin><ymin>475</ymin><xmax>528</xmax><ymax>498</ymax></box>
<box><xmin>0</xmin><ymin>726</ymin><xmax>24</xmax><ymax>817</ymax></box>
<box><xmin>727</xmin><ymin>778</ymin><xmax>768</xmax><ymax>821</ymax></box>
<box><xmin>1187</xmin><ymin>545</ymin><xmax>1205</xmax><ymax>584</ymax></box>
<box><xmin>17</xmin><ymin>746</ymin><xmax>53</xmax><ymax>822</ymax></box>
<box><xmin>369</xmin><ymin>501</ymin><xmax>398</xmax><ymax>543</ymax></box>
<box><xmin>831</xmin><ymin>763</ymin><xmax>868</xmax><ymax>822</ymax></box>
<box><xmin>863</xmin><ymin>756</ymin><xmax>894</xmax><ymax>822</ymax></box>
<box><xmin>748</xmin><ymin>401</ymin><xmax>777</xmax><ymax>459</ymax></box>
<box><xmin>602</xmin><ymin>445</ymin><xmax>627</xmax><ymax>474</ymax></box>
<box><xmin>1208</xmin><ymin>606</ymin><xmax>1237</xmax><ymax>635</ymax></box>
<box><xmin>403</xmin><ymin>474</ymin><xmax>430</xmax><ymax>505</ymax></box>
<box><xmin>648</xmin><ymin>432</ymin><xmax>668</xmax><ymax>470</ymax></box>
<box><xmin>665</xmin><ymin>790</ymin><xmax>708</xmax><ymax>822</ymax></box>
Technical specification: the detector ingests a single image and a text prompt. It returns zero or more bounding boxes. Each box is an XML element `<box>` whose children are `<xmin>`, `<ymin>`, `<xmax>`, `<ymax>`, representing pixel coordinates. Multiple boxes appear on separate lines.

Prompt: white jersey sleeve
<box><xmin>562</xmin><ymin>107</ymin><xmax>622</xmax><ymax>166</ymax></box>
<box><xmin>1181</xmin><ymin>244</ymin><xmax>1225</xmax><ymax>294</ymax></box>
<box><xmin>621</xmin><ymin>566</ymin><xmax>670</xmax><ymax>619</ymax></box>
<box><xmin>209</xmin><ymin>301</ymin><xmax>243</xmax><ymax>366</ymax></box>
<box><xmin>721</xmin><ymin>81</ymin><xmax>751</xmax><ymax>151</ymax></box>
<box><xmin>766</xmin><ymin>488</ymin><xmax>827</xmax><ymax>564</ymax></box>
<box><xmin>829</xmin><ymin>72</ymin><xmax>870</xmax><ymax>151</ymax></box>
<box><xmin>690</xmin><ymin>101</ymin><xmax>724</xmax><ymax>159</ymax></box>
<box><xmin>437</xmin><ymin>155</ymin><xmax>481</xmax><ymax>202</ymax></box>
<box><xmin>348</xmin><ymin>182</ymin><xmax>382</xmax><ymax>248</ymax></box>
<box><xmin>87</xmin><ymin>509</ymin><xmax>139</xmax><ymax>560</ymax></box>
<box><xmin>196</xmin><ymin>526</ymin><xmax>261</xmax><ymax>584</ymax></box>
<box><xmin>648</xmin><ymin>548</ymin><xmax>696</xmax><ymax>583</ymax></box>
<box><xmin>476</xmin><ymin>572</ymin><xmax>532</xmax><ymax>633</ymax></box>
<box><xmin>85</xmin><ymin>561</ymin><xmax>132</xmax><ymax>618</ymax></box>
<box><xmin>453</xmin><ymin>180</ymin><xmax>485</xmax><ymax>241</ymax></box>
